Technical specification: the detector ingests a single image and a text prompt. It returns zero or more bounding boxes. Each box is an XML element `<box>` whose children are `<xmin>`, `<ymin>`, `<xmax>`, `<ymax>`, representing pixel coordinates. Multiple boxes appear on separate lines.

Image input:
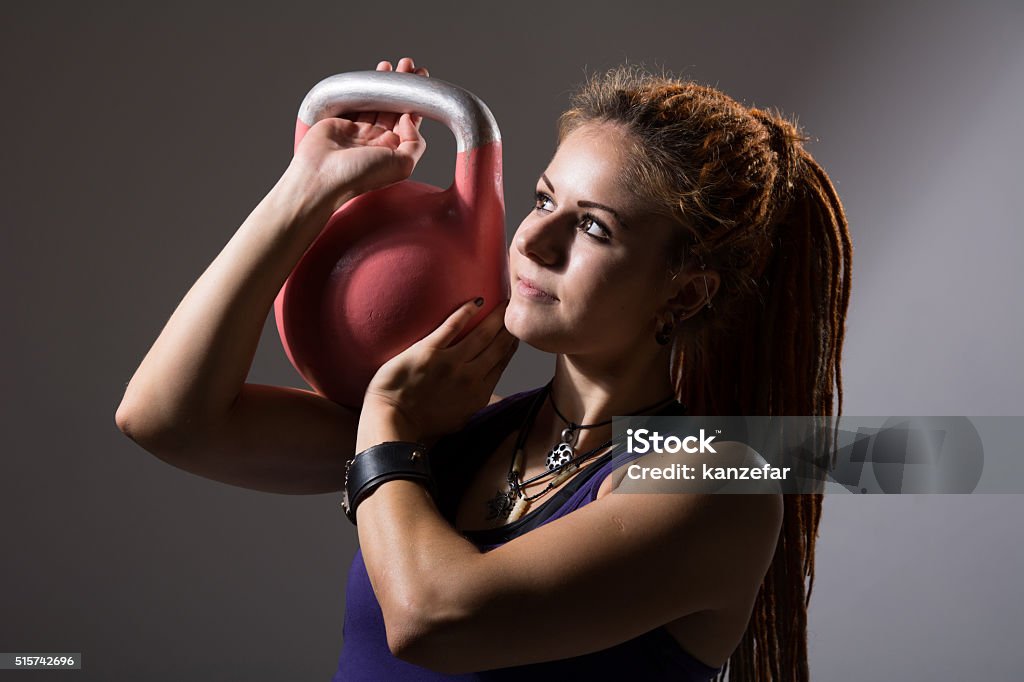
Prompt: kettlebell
<box><xmin>274</xmin><ymin>71</ymin><xmax>509</xmax><ymax>409</ymax></box>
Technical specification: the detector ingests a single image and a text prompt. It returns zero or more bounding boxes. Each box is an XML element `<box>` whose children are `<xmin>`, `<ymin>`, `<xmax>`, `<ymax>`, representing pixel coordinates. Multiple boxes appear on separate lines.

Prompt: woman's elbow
<box><xmin>115</xmin><ymin>398</ymin><xmax>156</xmax><ymax>446</ymax></box>
<box><xmin>114</xmin><ymin>397</ymin><xmax>194</xmax><ymax>457</ymax></box>
<box><xmin>388</xmin><ymin>631</ymin><xmax>470</xmax><ymax>674</ymax></box>
<box><xmin>385</xmin><ymin>618</ymin><xmax>429</xmax><ymax>667</ymax></box>
<box><xmin>383</xmin><ymin>603</ymin><xmax>441</xmax><ymax>668</ymax></box>
<box><xmin>383</xmin><ymin>588</ymin><xmax>477</xmax><ymax>673</ymax></box>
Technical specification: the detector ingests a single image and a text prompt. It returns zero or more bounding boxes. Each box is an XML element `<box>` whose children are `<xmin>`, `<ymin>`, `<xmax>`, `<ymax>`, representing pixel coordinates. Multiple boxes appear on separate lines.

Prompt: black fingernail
<box><xmin>474</xmin><ymin>297</ymin><xmax>484</xmax><ymax>307</ymax></box>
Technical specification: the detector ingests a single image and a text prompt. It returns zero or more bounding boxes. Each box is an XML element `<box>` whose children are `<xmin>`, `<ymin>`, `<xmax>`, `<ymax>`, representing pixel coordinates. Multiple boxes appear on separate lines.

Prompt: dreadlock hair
<box><xmin>558</xmin><ymin>66</ymin><xmax>852</xmax><ymax>681</ymax></box>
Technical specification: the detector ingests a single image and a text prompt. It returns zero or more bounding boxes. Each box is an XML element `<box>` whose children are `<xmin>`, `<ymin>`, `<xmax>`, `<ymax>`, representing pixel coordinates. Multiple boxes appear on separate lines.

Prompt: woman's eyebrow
<box><xmin>540</xmin><ymin>174</ymin><xmax>630</xmax><ymax>230</ymax></box>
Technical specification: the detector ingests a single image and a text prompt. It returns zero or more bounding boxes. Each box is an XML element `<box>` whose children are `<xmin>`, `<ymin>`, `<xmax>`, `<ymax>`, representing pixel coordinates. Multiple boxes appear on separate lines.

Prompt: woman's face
<box><xmin>505</xmin><ymin>122</ymin><xmax>680</xmax><ymax>357</ymax></box>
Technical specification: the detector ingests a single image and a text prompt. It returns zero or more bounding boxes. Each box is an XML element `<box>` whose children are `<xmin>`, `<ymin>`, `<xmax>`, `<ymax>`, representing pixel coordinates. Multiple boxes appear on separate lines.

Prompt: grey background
<box><xmin>2</xmin><ymin>1</ymin><xmax>1022</xmax><ymax>679</ymax></box>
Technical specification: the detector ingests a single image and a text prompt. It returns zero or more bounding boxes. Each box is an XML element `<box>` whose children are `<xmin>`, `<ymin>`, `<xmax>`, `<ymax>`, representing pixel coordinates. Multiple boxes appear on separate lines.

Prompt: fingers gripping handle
<box><xmin>296</xmin><ymin>70</ymin><xmax>501</xmax><ymax>152</ymax></box>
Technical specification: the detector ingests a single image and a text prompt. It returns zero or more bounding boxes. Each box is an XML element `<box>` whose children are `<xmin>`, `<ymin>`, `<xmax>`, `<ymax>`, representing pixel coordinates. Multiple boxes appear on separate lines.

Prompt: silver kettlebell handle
<box><xmin>297</xmin><ymin>71</ymin><xmax>501</xmax><ymax>153</ymax></box>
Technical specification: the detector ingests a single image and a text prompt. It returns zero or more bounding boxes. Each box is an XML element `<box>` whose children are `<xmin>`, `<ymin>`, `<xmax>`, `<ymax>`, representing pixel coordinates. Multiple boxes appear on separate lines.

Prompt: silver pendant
<box><xmin>545</xmin><ymin>426</ymin><xmax>579</xmax><ymax>471</ymax></box>
<box><xmin>486</xmin><ymin>488</ymin><xmax>515</xmax><ymax>520</ymax></box>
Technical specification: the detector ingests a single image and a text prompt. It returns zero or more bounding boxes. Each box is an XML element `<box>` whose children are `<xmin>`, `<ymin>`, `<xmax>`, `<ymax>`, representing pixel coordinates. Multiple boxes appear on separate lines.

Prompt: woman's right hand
<box><xmin>285</xmin><ymin>57</ymin><xmax>430</xmax><ymax>213</ymax></box>
<box><xmin>116</xmin><ymin>58</ymin><xmax>434</xmax><ymax>494</ymax></box>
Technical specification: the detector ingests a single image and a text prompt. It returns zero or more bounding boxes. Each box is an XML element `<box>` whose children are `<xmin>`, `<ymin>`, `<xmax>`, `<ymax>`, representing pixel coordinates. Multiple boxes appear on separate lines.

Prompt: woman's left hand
<box><xmin>358</xmin><ymin>299</ymin><xmax>518</xmax><ymax>447</ymax></box>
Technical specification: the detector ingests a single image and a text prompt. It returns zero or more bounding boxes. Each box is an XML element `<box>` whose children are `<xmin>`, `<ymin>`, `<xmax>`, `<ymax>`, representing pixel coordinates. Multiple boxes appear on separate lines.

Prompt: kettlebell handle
<box><xmin>297</xmin><ymin>71</ymin><xmax>500</xmax><ymax>152</ymax></box>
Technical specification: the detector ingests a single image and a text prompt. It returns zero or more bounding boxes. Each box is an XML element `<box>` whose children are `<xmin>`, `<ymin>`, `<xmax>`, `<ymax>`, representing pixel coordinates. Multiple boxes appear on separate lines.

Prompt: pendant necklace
<box><xmin>485</xmin><ymin>382</ymin><xmax>683</xmax><ymax>523</ymax></box>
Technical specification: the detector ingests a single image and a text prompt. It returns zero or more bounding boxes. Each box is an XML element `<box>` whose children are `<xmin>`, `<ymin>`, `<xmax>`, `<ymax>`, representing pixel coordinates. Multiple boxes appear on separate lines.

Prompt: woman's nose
<box><xmin>514</xmin><ymin>214</ymin><xmax>567</xmax><ymax>268</ymax></box>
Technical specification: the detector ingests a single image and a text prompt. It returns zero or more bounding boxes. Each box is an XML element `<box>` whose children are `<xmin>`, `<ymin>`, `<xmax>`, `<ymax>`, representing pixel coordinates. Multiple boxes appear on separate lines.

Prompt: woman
<box><xmin>116</xmin><ymin>56</ymin><xmax>851</xmax><ymax>680</ymax></box>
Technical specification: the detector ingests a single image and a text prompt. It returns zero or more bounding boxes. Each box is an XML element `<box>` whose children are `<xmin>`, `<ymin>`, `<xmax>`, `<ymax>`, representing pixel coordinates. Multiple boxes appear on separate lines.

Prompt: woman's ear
<box><xmin>666</xmin><ymin>266</ymin><xmax>720</xmax><ymax>320</ymax></box>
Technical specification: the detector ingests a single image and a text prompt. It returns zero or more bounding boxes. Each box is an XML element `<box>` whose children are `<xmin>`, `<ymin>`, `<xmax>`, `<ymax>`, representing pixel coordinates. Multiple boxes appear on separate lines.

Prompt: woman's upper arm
<box><xmin>408</xmin><ymin>488</ymin><xmax>782</xmax><ymax>673</ymax></box>
<box><xmin>124</xmin><ymin>382</ymin><xmax>358</xmax><ymax>495</ymax></box>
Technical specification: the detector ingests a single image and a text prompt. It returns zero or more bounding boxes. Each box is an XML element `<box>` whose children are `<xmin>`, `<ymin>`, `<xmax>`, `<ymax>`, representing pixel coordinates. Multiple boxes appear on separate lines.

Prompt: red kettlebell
<box><xmin>274</xmin><ymin>71</ymin><xmax>509</xmax><ymax>409</ymax></box>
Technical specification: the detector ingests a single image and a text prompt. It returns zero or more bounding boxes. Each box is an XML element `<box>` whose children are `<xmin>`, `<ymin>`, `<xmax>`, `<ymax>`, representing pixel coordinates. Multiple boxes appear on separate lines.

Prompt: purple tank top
<box><xmin>332</xmin><ymin>388</ymin><xmax>722</xmax><ymax>681</ymax></box>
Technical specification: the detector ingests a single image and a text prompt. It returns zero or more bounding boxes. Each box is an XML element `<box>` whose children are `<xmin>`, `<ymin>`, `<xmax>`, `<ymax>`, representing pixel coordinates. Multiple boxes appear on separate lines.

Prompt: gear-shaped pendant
<box><xmin>546</xmin><ymin>441</ymin><xmax>576</xmax><ymax>471</ymax></box>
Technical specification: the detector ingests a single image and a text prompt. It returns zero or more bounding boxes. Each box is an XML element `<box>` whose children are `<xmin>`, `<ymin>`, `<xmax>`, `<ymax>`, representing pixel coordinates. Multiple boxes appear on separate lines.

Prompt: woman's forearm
<box><xmin>116</xmin><ymin>169</ymin><xmax>355</xmax><ymax>445</ymax></box>
<box><xmin>357</xmin><ymin>480</ymin><xmax>487</xmax><ymax>658</ymax></box>
<box><xmin>353</xmin><ymin>405</ymin><xmax>490</xmax><ymax>658</ymax></box>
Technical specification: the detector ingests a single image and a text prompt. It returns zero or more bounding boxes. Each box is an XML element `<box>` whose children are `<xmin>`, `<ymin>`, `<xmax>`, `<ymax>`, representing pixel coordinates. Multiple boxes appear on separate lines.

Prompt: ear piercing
<box><xmin>701</xmin><ymin>263</ymin><xmax>714</xmax><ymax>311</ymax></box>
<box><xmin>655</xmin><ymin>320</ymin><xmax>675</xmax><ymax>346</ymax></box>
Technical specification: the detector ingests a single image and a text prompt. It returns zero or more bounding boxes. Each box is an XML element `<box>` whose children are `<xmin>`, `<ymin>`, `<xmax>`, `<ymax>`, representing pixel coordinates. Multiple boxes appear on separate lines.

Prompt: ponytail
<box><xmin>560</xmin><ymin>67</ymin><xmax>853</xmax><ymax>681</ymax></box>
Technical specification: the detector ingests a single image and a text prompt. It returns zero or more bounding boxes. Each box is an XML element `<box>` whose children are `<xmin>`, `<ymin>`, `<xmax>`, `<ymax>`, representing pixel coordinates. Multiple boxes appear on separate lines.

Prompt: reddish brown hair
<box><xmin>559</xmin><ymin>66</ymin><xmax>852</xmax><ymax>680</ymax></box>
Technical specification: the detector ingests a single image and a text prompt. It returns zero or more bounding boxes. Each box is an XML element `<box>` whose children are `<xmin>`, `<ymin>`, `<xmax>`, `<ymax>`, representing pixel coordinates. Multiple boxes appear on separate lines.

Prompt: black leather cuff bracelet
<box><xmin>341</xmin><ymin>441</ymin><xmax>434</xmax><ymax>525</ymax></box>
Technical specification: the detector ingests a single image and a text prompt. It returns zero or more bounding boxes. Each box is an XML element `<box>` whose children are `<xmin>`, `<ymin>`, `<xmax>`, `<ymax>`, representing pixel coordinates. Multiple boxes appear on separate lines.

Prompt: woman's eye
<box><xmin>532</xmin><ymin>192</ymin><xmax>610</xmax><ymax>242</ymax></box>
<box><xmin>579</xmin><ymin>216</ymin><xmax>611</xmax><ymax>242</ymax></box>
<box><xmin>534</xmin><ymin>191</ymin><xmax>555</xmax><ymax>212</ymax></box>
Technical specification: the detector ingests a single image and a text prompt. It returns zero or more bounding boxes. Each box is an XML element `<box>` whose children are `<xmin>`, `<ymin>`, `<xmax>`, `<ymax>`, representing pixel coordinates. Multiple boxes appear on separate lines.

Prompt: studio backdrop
<box><xmin>2</xmin><ymin>1</ymin><xmax>1022</xmax><ymax>680</ymax></box>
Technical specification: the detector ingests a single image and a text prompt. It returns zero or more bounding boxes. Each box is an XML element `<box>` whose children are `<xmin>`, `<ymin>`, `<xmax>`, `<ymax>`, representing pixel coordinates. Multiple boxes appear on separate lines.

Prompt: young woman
<box><xmin>116</xmin><ymin>57</ymin><xmax>851</xmax><ymax>680</ymax></box>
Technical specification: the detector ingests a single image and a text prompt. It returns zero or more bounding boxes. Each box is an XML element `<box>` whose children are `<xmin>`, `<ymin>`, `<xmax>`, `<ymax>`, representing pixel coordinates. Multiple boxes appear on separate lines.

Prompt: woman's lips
<box><xmin>516</xmin><ymin>276</ymin><xmax>559</xmax><ymax>303</ymax></box>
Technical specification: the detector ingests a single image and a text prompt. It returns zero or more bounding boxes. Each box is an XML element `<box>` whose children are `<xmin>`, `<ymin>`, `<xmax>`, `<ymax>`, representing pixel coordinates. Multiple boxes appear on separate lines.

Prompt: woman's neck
<box><xmin>528</xmin><ymin>344</ymin><xmax>676</xmax><ymax>456</ymax></box>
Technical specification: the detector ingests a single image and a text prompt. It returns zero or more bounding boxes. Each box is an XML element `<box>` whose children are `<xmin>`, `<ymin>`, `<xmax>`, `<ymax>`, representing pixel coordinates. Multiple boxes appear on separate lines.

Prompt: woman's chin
<box><xmin>504</xmin><ymin>309</ymin><xmax>545</xmax><ymax>347</ymax></box>
<box><xmin>504</xmin><ymin>318</ymin><xmax>573</xmax><ymax>355</ymax></box>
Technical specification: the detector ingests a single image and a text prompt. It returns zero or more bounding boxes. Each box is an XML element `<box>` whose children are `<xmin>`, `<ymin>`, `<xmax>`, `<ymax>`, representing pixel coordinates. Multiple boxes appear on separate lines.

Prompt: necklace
<box><xmin>485</xmin><ymin>382</ymin><xmax>683</xmax><ymax>523</ymax></box>
<box><xmin>544</xmin><ymin>389</ymin><xmax>615</xmax><ymax>471</ymax></box>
